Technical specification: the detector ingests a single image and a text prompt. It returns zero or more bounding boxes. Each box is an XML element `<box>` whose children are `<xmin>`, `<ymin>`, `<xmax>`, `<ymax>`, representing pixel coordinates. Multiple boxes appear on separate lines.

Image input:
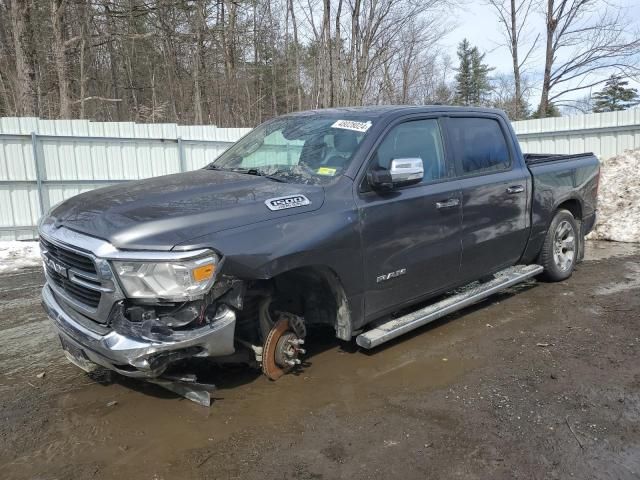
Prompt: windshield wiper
<box><xmin>212</xmin><ymin>166</ymin><xmax>288</xmax><ymax>183</ymax></box>
<box><xmin>250</xmin><ymin>169</ymin><xmax>288</xmax><ymax>183</ymax></box>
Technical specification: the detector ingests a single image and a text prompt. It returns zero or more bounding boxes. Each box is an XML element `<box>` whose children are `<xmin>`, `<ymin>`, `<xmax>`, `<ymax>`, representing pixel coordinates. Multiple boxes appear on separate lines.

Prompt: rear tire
<box><xmin>538</xmin><ymin>209</ymin><xmax>579</xmax><ymax>282</ymax></box>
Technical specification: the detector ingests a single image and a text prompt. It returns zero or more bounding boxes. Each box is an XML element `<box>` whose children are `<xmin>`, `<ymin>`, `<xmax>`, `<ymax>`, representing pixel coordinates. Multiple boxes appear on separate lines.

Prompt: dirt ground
<box><xmin>1</xmin><ymin>241</ymin><xmax>639</xmax><ymax>480</ymax></box>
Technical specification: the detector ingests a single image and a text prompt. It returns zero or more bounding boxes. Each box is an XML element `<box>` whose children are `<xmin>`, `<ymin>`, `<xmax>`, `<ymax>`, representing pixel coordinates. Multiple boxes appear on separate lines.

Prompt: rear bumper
<box><xmin>42</xmin><ymin>285</ymin><xmax>236</xmax><ymax>378</ymax></box>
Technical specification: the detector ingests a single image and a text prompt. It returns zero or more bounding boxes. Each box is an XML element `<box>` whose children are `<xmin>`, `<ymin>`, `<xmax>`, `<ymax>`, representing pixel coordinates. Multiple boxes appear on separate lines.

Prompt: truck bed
<box><xmin>521</xmin><ymin>151</ymin><xmax>600</xmax><ymax>264</ymax></box>
<box><xmin>524</xmin><ymin>152</ymin><xmax>596</xmax><ymax>165</ymax></box>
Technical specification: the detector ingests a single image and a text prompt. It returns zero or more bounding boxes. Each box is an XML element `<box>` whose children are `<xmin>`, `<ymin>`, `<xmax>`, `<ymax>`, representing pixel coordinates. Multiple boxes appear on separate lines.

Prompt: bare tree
<box><xmin>487</xmin><ymin>0</ymin><xmax>538</xmax><ymax>119</ymax></box>
<box><xmin>492</xmin><ymin>72</ymin><xmax>533</xmax><ymax>118</ymax></box>
<box><xmin>0</xmin><ymin>0</ymin><xmax>457</xmax><ymax>124</ymax></box>
<box><xmin>50</xmin><ymin>0</ymin><xmax>81</xmax><ymax>118</ymax></box>
<box><xmin>538</xmin><ymin>0</ymin><xmax>640</xmax><ymax>117</ymax></box>
<box><xmin>7</xmin><ymin>0</ymin><xmax>37</xmax><ymax>116</ymax></box>
<box><xmin>557</xmin><ymin>94</ymin><xmax>595</xmax><ymax>114</ymax></box>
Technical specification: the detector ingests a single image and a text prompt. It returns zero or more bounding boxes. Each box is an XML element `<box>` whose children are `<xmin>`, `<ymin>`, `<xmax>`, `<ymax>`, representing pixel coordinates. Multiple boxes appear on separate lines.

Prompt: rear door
<box><xmin>444</xmin><ymin>115</ymin><xmax>529</xmax><ymax>284</ymax></box>
<box><xmin>356</xmin><ymin>117</ymin><xmax>463</xmax><ymax>319</ymax></box>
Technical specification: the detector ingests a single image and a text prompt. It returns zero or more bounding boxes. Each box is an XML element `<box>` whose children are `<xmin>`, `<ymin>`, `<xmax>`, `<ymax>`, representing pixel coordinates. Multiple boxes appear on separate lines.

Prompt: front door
<box><xmin>445</xmin><ymin>116</ymin><xmax>530</xmax><ymax>283</ymax></box>
<box><xmin>356</xmin><ymin>118</ymin><xmax>463</xmax><ymax>319</ymax></box>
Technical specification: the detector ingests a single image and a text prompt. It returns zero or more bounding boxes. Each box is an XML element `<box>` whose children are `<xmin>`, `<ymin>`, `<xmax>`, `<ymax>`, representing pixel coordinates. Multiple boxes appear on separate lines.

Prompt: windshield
<box><xmin>206</xmin><ymin>115</ymin><xmax>374</xmax><ymax>185</ymax></box>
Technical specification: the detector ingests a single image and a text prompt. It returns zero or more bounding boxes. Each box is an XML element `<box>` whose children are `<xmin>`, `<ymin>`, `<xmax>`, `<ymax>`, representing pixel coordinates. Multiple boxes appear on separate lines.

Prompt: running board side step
<box><xmin>356</xmin><ymin>264</ymin><xmax>543</xmax><ymax>349</ymax></box>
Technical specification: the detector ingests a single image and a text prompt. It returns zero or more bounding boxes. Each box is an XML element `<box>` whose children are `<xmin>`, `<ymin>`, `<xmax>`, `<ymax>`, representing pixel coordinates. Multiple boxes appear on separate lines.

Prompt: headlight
<box><xmin>112</xmin><ymin>253</ymin><xmax>218</xmax><ymax>300</ymax></box>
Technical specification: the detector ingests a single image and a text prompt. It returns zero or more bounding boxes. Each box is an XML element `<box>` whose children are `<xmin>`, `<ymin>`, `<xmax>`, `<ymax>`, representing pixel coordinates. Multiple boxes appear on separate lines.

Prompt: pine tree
<box><xmin>454</xmin><ymin>39</ymin><xmax>473</xmax><ymax>105</ymax></box>
<box><xmin>592</xmin><ymin>75</ymin><xmax>639</xmax><ymax>112</ymax></box>
<box><xmin>454</xmin><ymin>39</ymin><xmax>493</xmax><ymax>106</ymax></box>
<box><xmin>470</xmin><ymin>48</ymin><xmax>493</xmax><ymax>105</ymax></box>
<box><xmin>530</xmin><ymin>102</ymin><xmax>561</xmax><ymax>119</ymax></box>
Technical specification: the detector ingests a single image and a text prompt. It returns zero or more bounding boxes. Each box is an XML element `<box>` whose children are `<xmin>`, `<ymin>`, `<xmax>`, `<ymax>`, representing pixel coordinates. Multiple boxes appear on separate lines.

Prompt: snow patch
<box><xmin>587</xmin><ymin>149</ymin><xmax>640</xmax><ymax>243</ymax></box>
<box><xmin>0</xmin><ymin>241</ymin><xmax>41</xmax><ymax>273</ymax></box>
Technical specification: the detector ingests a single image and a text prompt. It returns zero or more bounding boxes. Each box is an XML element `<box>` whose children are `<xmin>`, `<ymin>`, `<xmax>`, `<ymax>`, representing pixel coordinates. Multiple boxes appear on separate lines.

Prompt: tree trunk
<box><xmin>322</xmin><ymin>0</ymin><xmax>331</xmax><ymax>107</ymax></box>
<box><xmin>288</xmin><ymin>0</ymin><xmax>302</xmax><ymax>111</ymax></box>
<box><xmin>0</xmin><ymin>70</ymin><xmax>11</xmax><ymax>115</ymax></box>
<box><xmin>509</xmin><ymin>0</ymin><xmax>522</xmax><ymax>119</ymax></box>
<box><xmin>333</xmin><ymin>0</ymin><xmax>343</xmax><ymax>106</ymax></box>
<box><xmin>222</xmin><ymin>0</ymin><xmax>237</xmax><ymax>123</ymax></box>
<box><xmin>104</xmin><ymin>2</ymin><xmax>124</xmax><ymax>121</ymax></box>
<box><xmin>79</xmin><ymin>36</ymin><xmax>86</xmax><ymax>118</ymax></box>
<box><xmin>193</xmin><ymin>0</ymin><xmax>205</xmax><ymax>124</ymax></box>
<box><xmin>539</xmin><ymin>0</ymin><xmax>555</xmax><ymax>117</ymax></box>
<box><xmin>348</xmin><ymin>0</ymin><xmax>361</xmax><ymax>105</ymax></box>
<box><xmin>51</xmin><ymin>0</ymin><xmax>71</xmax><ymax>118</ymax></box>
<box><xmin>266</xmin><ymin>1</ymin><xmax>278</xmax><ymax>116</ymax></box>
<box><xmin>9</xmin><ymin>0</ymin><xmax>37</xmax><ymax>116</ymax></box>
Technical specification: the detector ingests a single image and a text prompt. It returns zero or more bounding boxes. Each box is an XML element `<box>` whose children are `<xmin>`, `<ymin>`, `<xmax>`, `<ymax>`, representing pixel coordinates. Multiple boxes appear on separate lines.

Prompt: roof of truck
<box><xmin>285</xmin><ymin>105</ymin><xmax>508</xmax><ymax>119</ymax></box>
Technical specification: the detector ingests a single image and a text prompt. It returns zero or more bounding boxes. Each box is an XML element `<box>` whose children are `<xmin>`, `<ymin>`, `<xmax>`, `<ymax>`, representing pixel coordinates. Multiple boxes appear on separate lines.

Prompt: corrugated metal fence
<box><xmin>1</xmin><ymin>109</ymin><xmax>639</xmax><ymax>241</ymax></box>
<box><xmin>512</xmin><ymin>108</ymin><xmax>640</xmax><ymax>159</ymax></box>
<box><xmin>0</xmin><ymin>118</ymin><xmax>250</xmax><ymax>240</ymax></box>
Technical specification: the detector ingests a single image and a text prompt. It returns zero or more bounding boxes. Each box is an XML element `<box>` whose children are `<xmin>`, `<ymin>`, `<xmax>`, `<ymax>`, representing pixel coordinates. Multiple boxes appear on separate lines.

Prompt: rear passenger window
<box><xmin>371</xmin><ymin>119</ymin><xmax>446</xmax><ymax>184</ymax></box>
<box><xmin>448</xmin><ymin>117</ymin><xmax>511</xmax><ymax>175</ymax></box>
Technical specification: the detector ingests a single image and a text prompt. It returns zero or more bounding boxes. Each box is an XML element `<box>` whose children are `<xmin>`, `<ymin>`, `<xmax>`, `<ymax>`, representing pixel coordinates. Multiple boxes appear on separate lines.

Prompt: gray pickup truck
<box><xmin>39</xmin><ymin>106</ymin><xmax>599</xmax><ymax>402</ymax></box>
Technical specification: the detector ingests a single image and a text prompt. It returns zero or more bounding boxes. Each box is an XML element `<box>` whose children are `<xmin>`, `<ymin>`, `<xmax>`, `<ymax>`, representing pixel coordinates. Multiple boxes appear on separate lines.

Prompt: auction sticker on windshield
<box><xmin>331</xmin><ymin>120</ymin><xmax>372</xmax><ymax>132</ymax></box>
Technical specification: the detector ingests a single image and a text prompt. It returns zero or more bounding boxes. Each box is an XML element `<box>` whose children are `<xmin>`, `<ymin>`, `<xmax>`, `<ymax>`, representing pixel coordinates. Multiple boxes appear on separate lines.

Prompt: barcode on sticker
<box><xmin>331</xmin><ymin>120</ymin><xmax>372</xmax><ymax>133</ymax></box>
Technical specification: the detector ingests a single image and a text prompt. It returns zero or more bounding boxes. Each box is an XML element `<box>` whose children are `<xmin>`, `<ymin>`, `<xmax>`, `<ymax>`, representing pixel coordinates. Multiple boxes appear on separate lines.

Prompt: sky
<box><xmin>443</xmin><ymin>0</ymin><xmax>640</xmax><ymax>109</ymax></box>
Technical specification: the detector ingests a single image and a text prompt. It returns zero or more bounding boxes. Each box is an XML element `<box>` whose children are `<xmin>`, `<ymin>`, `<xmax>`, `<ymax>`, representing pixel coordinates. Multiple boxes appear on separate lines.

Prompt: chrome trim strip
<box><xmin>67</xmin><ymin>271</ymin><xmax>114</xmax><ymax>293</ymax></box>
<box><xmin>40</xmin><ymin>218</ymin><xmax>210</xmax><ymax>261</ymax></box>
<box><xmin>68</xmin><ymin>268</ymin><xmax>99</xmax><ymax>282</ymax></box>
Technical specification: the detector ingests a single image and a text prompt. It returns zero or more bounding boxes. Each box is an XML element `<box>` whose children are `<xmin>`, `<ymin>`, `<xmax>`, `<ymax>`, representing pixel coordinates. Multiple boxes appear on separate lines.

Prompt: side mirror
<box><xmin>389</xmin><ymin>158</ymin><xmax>424</xmax><ymax>184</ymax></box>
<box><xmin>368</xmin><ymin>157</ymin><xmax>424</xmax><ymax>190</ymax></box>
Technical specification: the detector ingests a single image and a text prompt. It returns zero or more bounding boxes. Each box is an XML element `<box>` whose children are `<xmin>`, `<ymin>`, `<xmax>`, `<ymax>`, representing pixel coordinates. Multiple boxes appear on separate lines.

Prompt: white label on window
<box><xmin>331</xmin><ymin>120</ymin><xmax>372</xmax><ymax>133</ymax></box>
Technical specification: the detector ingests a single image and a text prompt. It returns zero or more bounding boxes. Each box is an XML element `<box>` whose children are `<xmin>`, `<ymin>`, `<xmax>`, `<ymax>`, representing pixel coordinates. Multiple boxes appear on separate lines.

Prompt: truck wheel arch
<box><xmin>537</xmin><ymin>198</ymin><xmax>585</xmax><ymax>265</ymax></box>
<box><xmin>267</xmin><ymin>266</ymin><xmax>354</xmax><ymax>341</ymax></box>
<box><xmin>556</xmin><ymin>198</ymin><xmax>583</xmax><ymax>221</ymax></box>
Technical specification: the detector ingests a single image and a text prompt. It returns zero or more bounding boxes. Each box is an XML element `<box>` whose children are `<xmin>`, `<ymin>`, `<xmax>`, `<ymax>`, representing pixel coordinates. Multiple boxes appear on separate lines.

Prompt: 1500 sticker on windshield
<box><xmin>265</xmin><ymin>195</ymin><xmax>312</xmax><ymax>211</ymax></box>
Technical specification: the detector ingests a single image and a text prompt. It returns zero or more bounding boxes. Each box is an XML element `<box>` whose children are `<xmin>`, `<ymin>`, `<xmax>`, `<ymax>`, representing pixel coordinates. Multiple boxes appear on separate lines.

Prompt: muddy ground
<box><xmin>1</xmin><ymin>241</ymin><xmax>639</xmax><ymax>480</ymax></box>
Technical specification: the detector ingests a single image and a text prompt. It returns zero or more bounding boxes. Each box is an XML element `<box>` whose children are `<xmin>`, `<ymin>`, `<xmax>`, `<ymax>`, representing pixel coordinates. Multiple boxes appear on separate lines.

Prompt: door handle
<box><xmin>436</xmin><ymin>198</ymin><xmax>460</xmax><ymax>209</ymax></box>
<box><xmin>506</xmin><ymin>185</ymin><xmax>525</xmax><ymax>194</ymax></box>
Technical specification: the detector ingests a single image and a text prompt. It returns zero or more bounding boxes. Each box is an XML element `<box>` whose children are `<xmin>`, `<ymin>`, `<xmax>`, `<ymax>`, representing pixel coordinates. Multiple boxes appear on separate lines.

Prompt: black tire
<box><xmin>538</xmin><ymin>209</ymin><xmax>580</xmax><ymax>282</ymax></box>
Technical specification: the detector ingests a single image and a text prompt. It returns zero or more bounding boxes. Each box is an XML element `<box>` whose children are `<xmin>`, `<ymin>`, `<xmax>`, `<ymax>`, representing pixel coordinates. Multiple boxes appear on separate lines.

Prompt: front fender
<box><xmin>173</xmin><ymin>176</ymin><xmax>364</xmax><ymax>304</ymax></box>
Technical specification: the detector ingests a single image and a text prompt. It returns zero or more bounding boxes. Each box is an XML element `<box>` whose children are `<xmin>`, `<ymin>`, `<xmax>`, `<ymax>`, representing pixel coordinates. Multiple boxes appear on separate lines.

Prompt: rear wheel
<box><xmin>538</xmin><ymin>209</ymin><xmax>579</xmax><ymax>282</ymax></box>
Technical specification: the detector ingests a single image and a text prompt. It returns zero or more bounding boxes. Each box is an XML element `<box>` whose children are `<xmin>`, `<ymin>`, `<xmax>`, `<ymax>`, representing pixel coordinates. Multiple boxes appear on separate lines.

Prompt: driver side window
<box><xmin>371</xmin><ymin>119</ymin><xmax>446</xmax><ymax>184</ymax></box>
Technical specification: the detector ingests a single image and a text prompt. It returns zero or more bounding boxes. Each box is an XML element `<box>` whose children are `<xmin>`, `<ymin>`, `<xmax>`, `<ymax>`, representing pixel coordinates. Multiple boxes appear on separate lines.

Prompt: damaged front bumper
<box><xmin>42</xmin><ymin>285</ymin><xmax>236</xmax><ymax>378</ymax></box>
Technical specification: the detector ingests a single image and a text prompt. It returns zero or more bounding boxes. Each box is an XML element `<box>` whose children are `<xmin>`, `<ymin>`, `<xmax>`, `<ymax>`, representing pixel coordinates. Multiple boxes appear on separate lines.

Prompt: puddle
<box><xmin>595</xmin><ymin>261</ymin><xmax>640</xmax><ymax>295</ymax></box>
<box><xmin>3</xmin><ymin>314</ymin><xmax>474</xmax><ymax>477</ymax></box>
<box><xmin>584</xmin><ymin>240</ymin><xmax>640</xmax><ymax>261</ymax></box>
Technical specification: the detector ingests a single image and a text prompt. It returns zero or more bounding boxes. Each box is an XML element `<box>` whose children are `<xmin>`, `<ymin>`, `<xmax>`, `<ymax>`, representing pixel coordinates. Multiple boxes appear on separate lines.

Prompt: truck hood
<box><xmin>48</xmin><ymin>170</ymin><xmax>325</xmax><ymax>251</ymax></box>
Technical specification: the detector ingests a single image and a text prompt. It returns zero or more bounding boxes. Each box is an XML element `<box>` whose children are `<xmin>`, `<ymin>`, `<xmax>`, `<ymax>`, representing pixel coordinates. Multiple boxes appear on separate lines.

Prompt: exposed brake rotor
<box><xmin>262</xmin><ymin>313</ymin><xmax>306</xmax><ymax>381</ymax></box>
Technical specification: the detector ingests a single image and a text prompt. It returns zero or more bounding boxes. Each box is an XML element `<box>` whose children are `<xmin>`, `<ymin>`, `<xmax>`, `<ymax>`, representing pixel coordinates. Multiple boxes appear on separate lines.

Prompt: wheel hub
<box><xmin>262</xmin><ymin>314</ymin><xmax>306</xmax><ymax>380</ymax></box>
<box><xmin>552</xmin><ymin>220</ymin><xmax>576</xmax><ymax>272</ymax></box>
<box><xmin>274</xmin><ymin>332</ymin><xmax>305</xmax><ymax>368</ymax></box>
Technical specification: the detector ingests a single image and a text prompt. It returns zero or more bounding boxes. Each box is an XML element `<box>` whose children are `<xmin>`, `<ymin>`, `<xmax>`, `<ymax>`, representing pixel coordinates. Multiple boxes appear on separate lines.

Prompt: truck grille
<box><xmin>40</xmin><ymin>237</ymin><xmax>101</xmax><ymax>309</ymax></box>
<box><xmin>46</xmin><ymin>268</ymin><xmax>101</xmax><ymax>308</ymax></box>
<box><xmin>40</xmin><ymin>237</ymin><xmax>97</xmax><ymax>274</ymax></box>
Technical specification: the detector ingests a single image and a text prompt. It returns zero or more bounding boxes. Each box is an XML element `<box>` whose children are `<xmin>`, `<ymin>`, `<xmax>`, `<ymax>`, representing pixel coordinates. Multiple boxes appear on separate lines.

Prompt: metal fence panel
<box><xmin>0</xmin><ymin>117</ymin><xmax>250</xmax><ymax>240</ymax></box>
<box><xmin>1</xmin><ymin>109</ymin><xmax>639</xmax><ymax>241</ymax></box>
<box><xmin>512</xmin><ymin>108</ymin><xmax>640</xmax><ymax>159</ymax></box>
